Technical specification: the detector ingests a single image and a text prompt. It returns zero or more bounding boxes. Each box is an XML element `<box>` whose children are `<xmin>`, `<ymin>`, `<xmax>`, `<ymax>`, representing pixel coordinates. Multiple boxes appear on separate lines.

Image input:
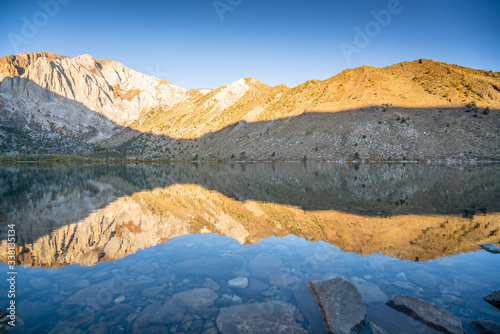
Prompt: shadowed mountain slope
<box><xmin>1</xmin><ymin>53</ymin><xmax>499</xmax><ymax>160</ymax></box>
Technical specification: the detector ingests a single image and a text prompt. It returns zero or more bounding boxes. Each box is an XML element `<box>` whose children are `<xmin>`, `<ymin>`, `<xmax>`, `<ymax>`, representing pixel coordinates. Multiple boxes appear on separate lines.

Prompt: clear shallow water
<box><xmin>0</xmin><ymin>162</ymin><xmax>499</xmax><ymax>333</ymax></box>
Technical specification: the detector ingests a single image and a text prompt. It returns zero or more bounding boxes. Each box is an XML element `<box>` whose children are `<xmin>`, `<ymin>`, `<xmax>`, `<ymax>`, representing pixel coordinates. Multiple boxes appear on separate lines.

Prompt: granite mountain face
<box><xmin>0</xmin><ymin>52</ymin><xmax>188</xmax><ymax>140</ymax></box>
<box><xmin>1</xmin><ymin>52</ymin><xmax>499</xmax><ymax>160</ymax></box>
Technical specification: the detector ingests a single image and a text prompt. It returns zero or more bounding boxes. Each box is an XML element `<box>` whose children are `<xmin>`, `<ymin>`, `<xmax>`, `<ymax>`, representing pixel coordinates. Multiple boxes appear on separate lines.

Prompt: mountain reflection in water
<box><xmin>0</xmin><ymin>162</ymin><xmax>499</xmax><ymax>333</ymax></box>
<box><xmin>0</xmin><ymin>162</ymin><xmax>499</xmax><ymax>267</ymax></box>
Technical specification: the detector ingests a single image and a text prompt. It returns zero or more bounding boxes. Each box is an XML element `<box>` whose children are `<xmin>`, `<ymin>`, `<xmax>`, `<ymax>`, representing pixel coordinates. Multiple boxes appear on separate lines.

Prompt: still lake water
<box><xmin>0</xmin><ymin>162</ymin><xmax>499</xmax><ymax>333</ymax></box>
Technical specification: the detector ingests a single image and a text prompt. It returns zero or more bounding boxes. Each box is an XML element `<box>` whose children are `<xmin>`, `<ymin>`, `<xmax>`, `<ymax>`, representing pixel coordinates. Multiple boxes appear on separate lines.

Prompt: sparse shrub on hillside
<box><xmin>271</xmin><ymin>151</ymin><xmax>276</xmax><ymax>157</ymax></box>
<box><xmin>483</xmin><ymin>106</ymin><xmax>490</xmax><ymax>115</ymax></box>
<box><xmin>466</xmin><ymin>101</ymin><xmax>479</xmax><ymax>113</ymax></box>
<box><xmin>231</xmin><ymin>153</ymin><xmax>235</xmax><ymax>159</ymax></box>
<box><xmin>302</xmin><ymin>154</ymin><xmax>307</xmax><ymax>162</ymax></box>
<box><xmin>463</xmin><ymin>209</ymin><xmax>475</xmax><ymax>220</ymax></box>
<box><xmin>354</xmin><ymin>152</ymin><xmax>360</xmax><ymax>159</ymax></box>
<box><xmin>192</xmin><ymin>154</ymin><xmax>198</xmax><ymax>161</ymax></box>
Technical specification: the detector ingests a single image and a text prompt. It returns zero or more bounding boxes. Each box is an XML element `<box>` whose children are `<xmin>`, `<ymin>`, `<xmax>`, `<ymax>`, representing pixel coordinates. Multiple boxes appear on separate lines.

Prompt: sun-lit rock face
<box><xmin>0</xmin><ymin>52</ymin><xmax>189</xmax><ymax>140</ymax></box>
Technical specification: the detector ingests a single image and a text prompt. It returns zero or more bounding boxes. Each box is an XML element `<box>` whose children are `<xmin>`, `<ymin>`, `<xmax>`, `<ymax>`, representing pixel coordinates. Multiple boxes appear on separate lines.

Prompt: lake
<box><xmin>0</xmin><ymin>162</ymin><xmax>499</xmax><ymax>333</ymax></box>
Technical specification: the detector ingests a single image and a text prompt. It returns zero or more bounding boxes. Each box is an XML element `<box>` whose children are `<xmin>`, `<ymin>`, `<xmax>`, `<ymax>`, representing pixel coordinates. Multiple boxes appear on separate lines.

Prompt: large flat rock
<box><xmin>386</xmin><ymin>294</ymin><xmax>464</xmax><ymax>334</ymax></box>
<box><xmin>483</xmin><ymin>291</ymin><xmax>500</xmax><ymax>310</ymax></box>
<box><xmin>479</xmin><ymin>244</ymin><xmax>500</xmax><ymax>254</ymax></box>
<box><xmin>62</xmin><ymin>278</ymin><xmax>120</xmax><ymax>309</ymax></box>
<box><xmin>307</xmin><ymin>277</ymin><xmax>366</xmax><ymax>334</ymax></box>
<box><xmin>469</xmin><ymin>321</ymin><xmax>500</xmax><ymax>334</ymax></box>
<box><xmin>351</xmin><ymin>277</ymin><xmax>388</xmax><ymax>304</ymax></box>
<box><xmin>149</xmin><ymin>298</ymin><xmax>186</xmax><ymax>324</ymax></box>
<box><xmin>216</xmin><ymin>301</ymin><xmax>308</xmax><ymax>333</ymax></box>
<box><xmin>172</xmin><ymin>288</ymin><xmax>218</xmax><ymax>313</ymax></box>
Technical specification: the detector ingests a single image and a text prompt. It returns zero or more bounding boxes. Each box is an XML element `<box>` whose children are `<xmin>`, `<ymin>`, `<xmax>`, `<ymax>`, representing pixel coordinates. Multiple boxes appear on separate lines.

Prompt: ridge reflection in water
<box><xmin>0</xmin><ymin>162</ymin><xmax>499</xmax><ymax>333</ymax></box>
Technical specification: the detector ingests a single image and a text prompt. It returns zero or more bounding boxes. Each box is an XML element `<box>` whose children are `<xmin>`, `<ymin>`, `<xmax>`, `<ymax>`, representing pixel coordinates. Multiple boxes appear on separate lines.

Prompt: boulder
<box><xmin>469</xmin><ymin>321</ymin><xmax>500</xmax><ymax>334</ymax></box>
<box><xmin>483</xmin><ymin>291</ymin><xmax>500</xmax><ymax>310</ymax></box>
<box><xmin>133</xmin><ymin>302</ymin><xmax>161</xmax><ymax>334</ymax></box>
<box><xmin>150</xmin><ymin>298</ymin><xmax>186</xmax><ymax>324</ymax></box>
<box><xmin>248</xmin><ymin>278</ymin><xmax>269</xmax><ymax>295</ymax></box>
<box><xmin>307</xmin><ymin>277</ymin><xmax>366</xmax><ymax>334</ymax></box>
<box><xmin>216</xmin><ymin>301</ymin><xmax>307</xmax><ymax>333</ymax></box>
<box><xmin>63</xmin><ymin>278</ymin><xmax>119</xmax><ymax>309</ymax></box>
<box><xmin>386</xmin><ymin>294</ymin><xmax>464</xmax><ymax>334</ymax></box>
<box><xmin>173</xmin><ymin>288</ymin><xmax>218</xmax><ymax>313</ymax></box>
<box><xmin>478</xmin><ymin>244</ymin><xmax>500</xmax><ymax>254</ymax></box>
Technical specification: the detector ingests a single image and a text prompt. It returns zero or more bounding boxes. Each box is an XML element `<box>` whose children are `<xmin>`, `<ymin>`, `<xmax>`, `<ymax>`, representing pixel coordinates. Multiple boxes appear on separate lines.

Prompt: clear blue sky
<box><xmin>1</xmin><ymin>0</ymin><xmax>499</xmax><ymax>89</ymax></box>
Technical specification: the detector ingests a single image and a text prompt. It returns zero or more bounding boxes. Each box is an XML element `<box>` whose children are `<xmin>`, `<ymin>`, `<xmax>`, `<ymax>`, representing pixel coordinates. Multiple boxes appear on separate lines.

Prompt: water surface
<box><xmin>0</xmin><ymin>162</ymin><xmax>499</xmax><ymax>333</ymax></box>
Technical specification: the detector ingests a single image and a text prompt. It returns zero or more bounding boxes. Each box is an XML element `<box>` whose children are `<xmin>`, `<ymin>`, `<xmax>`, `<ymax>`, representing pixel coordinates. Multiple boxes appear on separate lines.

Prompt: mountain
<box><xmin>0</xmin><ymin>52</ymin><xmax>188</xmax><ymax>140</ymax></box>
<box><xmin>1</xmin><ymin>52</ymin><xmax>499</xmax><ymax>160</ymax></box>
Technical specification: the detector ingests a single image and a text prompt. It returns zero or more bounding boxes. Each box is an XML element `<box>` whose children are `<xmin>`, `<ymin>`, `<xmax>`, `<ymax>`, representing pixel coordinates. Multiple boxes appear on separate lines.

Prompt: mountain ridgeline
<box><xmin>1</xmin><ymin>52</ymin><xmax>499</xmax><ymax>160</ymax></box>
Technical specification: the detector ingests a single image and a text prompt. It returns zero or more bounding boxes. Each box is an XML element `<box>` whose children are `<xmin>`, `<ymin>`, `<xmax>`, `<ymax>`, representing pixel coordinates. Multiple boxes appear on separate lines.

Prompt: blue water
<box><xmin>0</xmin><ymin>162</ymin><xmax>499</xmax><ymax>333</ymax></box>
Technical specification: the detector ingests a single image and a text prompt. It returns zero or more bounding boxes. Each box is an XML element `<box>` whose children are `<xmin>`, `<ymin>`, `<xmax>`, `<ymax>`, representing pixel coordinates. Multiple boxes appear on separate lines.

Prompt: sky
<box><xmin>1</xmin><ymin>0</ymin><xmax>499</xmax><ymax>89</ymax></box>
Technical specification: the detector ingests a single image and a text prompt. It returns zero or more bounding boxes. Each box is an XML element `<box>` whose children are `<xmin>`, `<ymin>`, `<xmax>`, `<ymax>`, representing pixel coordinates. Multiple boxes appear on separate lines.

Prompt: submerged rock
<box><xmin>133</xmin><ymin>302</ymin><xmax>162</xmax><ymax>334</ymax></box>
<box><xmin>469</xmin><ymin>321</ymin><xmax>500</xmax><ymax>334</ymax></box>
<box><xmin>483</xmin><ymin>291</ymin><xmax>500</xmax><ymax>310</ymax></box>
<box><xmin>216</xmin><ymin>301</ymin><xmax>307</xmax><ymax>333</ymax></box>
<box><xmin>386</xmin><ymin>294</ymin><xmax>464</xmax><ymax>334</ymax></box>
<box><xmin>350</xmin><ymin>277</ymin><xmax>388</xmax><ymax>304</ymax></box>
<box><xmin>368</xmin><ymin>321</ymin><xmax>389</xmax><ymax>334</ymax></box>
<box><xmin>228</xmin><ymin>277</ymin><xmax>248</xmax><ymax>289</ymax></box>
<box><xmin>0</xmin><ymin>309</ymin><xmax>10</xmax><ymax>334</ymax></box>
<box><xmin>248</xmin><ymin>278</ymin><xmax>269</xmax><ymax>295</ymax></box>
<box><xmin>307</xmin><ymin>277</ymin><xmax>366</xmax><ymax>334</ymax></box>
<box><xmin>62</xmin><ymin>278</ymin><xmax>119</xmax><ymax>309</ymax></box>
<box><xmin>173</xmin><ymin>288</ymin><xmax>218</xmax><ymax>313</ymax></box>
<box><xmin>478</xmin><ymin>244</ymin><xmax>500</xmax><ymax>254</ymax></box>
<box><xmin>150</xmin><ymin>298</ymin><xmax>186</xmax><ymax>324</ymax></box>
<box><xmin>268</xmin><ymin>273</ymin><xmax>302</xmax><ymax>288</ymax></box>
<box><xmin>141</xmin><ymin>285</ymin><xmax>165</xmax><ymax>298</ymax></box>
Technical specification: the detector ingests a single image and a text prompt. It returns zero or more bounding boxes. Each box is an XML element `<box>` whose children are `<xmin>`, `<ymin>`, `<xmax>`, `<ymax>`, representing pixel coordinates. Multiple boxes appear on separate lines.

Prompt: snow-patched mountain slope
<box><xmin>0</xmin><ymin>52</ymin><xmax>188</xmax><ymax>140</ymax></box>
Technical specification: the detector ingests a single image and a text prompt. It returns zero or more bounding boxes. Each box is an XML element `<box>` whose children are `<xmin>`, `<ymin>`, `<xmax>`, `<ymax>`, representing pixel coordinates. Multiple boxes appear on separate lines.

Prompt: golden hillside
<box><xmin>133</xmin><ymin>59</ymin><xmax>500</xmax><ymax>139</ymax></box>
